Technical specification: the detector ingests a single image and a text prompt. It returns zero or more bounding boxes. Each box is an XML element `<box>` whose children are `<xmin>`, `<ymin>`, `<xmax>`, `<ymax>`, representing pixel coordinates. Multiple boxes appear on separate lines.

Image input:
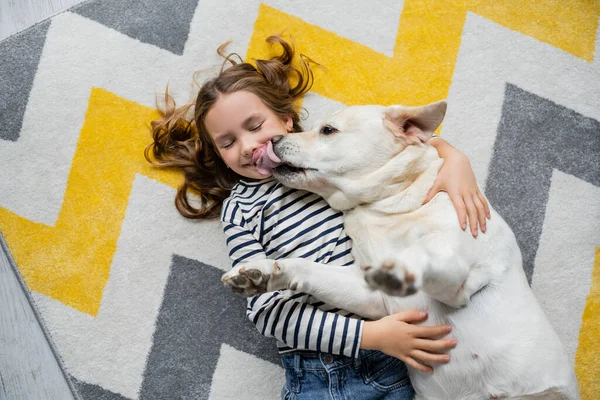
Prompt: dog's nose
<box><xmin>271</xmin><ymin>135</ymin><xmax>284</xmax><ymax>144</ymax></box>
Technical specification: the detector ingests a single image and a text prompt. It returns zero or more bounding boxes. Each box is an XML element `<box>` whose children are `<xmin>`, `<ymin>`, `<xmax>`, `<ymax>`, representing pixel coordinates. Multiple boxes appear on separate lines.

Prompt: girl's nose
<box><xmin>241</xmin><ymin>138</ymin><xmax>257</xmax><ymax>157</ymax></box>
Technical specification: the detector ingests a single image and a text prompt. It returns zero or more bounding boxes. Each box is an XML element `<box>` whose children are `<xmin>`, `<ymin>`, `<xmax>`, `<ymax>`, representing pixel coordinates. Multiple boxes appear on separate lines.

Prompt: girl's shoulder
<box><xmin>221</xmin><ymin>177</ymin><xmax>279</xmax><ymax>221</ymax></box>
<box><xmin>227</xmin><ymin>177</ymin><xmax>278</xmax><ymax>199</ymax></box>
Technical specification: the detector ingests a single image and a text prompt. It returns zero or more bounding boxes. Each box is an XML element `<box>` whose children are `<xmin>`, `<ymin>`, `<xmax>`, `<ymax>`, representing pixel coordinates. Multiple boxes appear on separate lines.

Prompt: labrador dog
<box><xmin>222</xmin><ymin>101</ymin><xmax>579</xmax><ymax>400</ymax></box>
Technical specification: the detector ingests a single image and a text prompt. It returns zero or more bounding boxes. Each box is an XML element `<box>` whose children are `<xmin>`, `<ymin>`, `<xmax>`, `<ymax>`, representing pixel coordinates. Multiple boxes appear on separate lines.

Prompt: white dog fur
<box><xmin>222</xmin><ymin>101</ymin><xmax>579</xmax><ymax>400</ymax></box>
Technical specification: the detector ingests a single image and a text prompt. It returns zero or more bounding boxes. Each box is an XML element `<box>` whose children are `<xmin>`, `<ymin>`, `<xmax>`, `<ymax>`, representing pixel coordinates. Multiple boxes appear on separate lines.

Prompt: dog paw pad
<box><xmin>364</xmin><ymin>263</ymin><xmax>419</xmax><ymax>297</ymax></box>
<box><xmin>222</xmin><ymin>260</ymin><xmax>283</xmax><ymax>297</ymax></box>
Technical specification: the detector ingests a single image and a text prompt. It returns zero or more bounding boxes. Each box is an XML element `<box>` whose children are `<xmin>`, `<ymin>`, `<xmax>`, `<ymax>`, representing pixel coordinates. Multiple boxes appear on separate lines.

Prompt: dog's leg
<box><xmin>222</xmin><ymin>258</ymin><xmax>390</xmax><ymax>320</ymax></box>
<box><xmin>364</xmin><ymin>235</ymin><xmax>483</xmax><ymax>307</ymax></box>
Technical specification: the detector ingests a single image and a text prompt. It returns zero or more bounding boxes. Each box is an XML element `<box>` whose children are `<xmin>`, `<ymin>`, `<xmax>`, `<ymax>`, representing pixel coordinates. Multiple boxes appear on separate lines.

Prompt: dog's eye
<box><xmin>320</xmin><ymin>125</ymin><xmax>338</xmax><ymax>135</ymax></box>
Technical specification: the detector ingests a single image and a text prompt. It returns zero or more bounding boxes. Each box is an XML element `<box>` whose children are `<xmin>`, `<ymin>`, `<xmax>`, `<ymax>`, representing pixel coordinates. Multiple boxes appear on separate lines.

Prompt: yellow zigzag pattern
<box><xmin>248</xmin><ymin>1</ymin><xmax>599</xmax><ymax>107</ymax></box>
<box><xmin>0</xmin><ymin>88</ymin><xmax>180</xmax><ymax>315</ymax></box>
<box><xmin>576</xmin><ymin>248</ymin><xmax>600</xmax><ymax>398</ymax></box>
<box><xmin>0</xmin><ymin>0</ymin><xmax>598</xmax><ymax>393</ymax></box>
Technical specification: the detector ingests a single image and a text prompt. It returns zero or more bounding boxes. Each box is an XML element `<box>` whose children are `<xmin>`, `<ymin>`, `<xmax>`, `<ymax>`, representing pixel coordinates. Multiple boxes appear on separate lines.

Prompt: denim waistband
<box><xmin>280</xmin><ymin>350</ymin><xmax>384</xmax><ymax>373</ymax></box>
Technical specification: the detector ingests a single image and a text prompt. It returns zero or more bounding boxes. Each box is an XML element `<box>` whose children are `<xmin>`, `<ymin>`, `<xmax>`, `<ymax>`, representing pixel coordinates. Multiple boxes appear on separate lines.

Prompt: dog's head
<box><xmin>272</xmin><ymin>100</ymin><xmax>447</xmax><ymax>209</ymax></box>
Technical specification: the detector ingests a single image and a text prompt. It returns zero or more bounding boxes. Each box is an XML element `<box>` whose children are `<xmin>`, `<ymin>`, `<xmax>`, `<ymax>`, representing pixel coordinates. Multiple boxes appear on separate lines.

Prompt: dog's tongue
<box><xmin>252</xmin><ymin>141</ymin><xmax>282</xmax><ymax>176</ymax></box>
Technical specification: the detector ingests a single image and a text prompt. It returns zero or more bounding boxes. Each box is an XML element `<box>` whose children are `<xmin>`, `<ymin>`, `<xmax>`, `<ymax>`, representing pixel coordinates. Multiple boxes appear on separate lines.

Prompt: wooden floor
<box><xmin>0</xmin><ymin>0</ymin><xmax>85</xmax><ymax>41</ymax></box>
<box><xmin>0</xmin><ymin>235</ymin><xmax>75</xmax><ymax>399</ymax></box>
<box><xmin>1</xmin><ymin>2</ymin><xmax>85</xmax><ymax>398</ymax></box>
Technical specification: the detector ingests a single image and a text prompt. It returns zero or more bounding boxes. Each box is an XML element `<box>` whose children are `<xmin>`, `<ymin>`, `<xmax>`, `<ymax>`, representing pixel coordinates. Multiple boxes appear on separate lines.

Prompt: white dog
<box><xmin>222</xmin><ymin>101</ymin><xmax>579</xmax><ymax>399</ymax></box>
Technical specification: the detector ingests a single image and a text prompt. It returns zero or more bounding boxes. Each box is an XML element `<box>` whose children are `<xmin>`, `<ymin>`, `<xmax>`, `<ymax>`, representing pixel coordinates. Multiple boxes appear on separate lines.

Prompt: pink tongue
<box><xmin>252</xmin><ymin>141</ymin><xmax>282</xmax><ymax>176</ymax></box>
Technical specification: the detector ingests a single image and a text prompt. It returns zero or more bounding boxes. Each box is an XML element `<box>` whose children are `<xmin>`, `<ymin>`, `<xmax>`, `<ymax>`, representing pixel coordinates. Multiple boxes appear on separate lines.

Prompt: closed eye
<box><xmin>319</xmin><ymin>125</ymin><xmax>338</xmax><ymax>135</ymax></box>
<box><xmin>222</xmin><ymin>139</ymin><xmax>234</xmax><ymax>149</ymax></box>
<box><xmin>250</xmin><ymin>122</ymin><xmax>264</xmax><ymax>132</ymax></box>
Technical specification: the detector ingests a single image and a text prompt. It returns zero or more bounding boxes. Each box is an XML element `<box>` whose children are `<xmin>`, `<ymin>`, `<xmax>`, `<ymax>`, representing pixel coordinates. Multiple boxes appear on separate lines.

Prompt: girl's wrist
<box><xmin>360</xmin><ymin>321</ymin><xmax>380</xmax><ymax>350</ymax></box>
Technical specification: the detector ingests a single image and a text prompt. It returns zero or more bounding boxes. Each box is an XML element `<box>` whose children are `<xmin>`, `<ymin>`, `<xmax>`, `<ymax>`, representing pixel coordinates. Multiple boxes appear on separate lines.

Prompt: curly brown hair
<box><xmin>145</xmin><ymin>36</ymin><xmax>316</xmax><ymax>219</ymax></box>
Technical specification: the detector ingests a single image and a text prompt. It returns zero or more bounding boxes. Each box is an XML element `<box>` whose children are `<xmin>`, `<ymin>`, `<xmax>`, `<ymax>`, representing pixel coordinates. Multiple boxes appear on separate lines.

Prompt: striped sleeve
<box><xmin>223</xmin><ymin>220</ymin><xmax>266</xmax><ymax>267</ymax></box>
<box><xmin>222</xmin><ymin>219</ymin><xmax>364</xmax><ymax>358</ymax></box>
<box><xmin>246</xmin><ymin>291</ymin><xmax>364</xmax><ymax>358</ymax></box>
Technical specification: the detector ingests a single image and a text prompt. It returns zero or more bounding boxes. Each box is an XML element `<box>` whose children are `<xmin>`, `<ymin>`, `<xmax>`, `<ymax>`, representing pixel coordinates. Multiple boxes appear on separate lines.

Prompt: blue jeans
<box><xmin>280</xmin><ymin>350</ymin><xmax>414</xmax><ymax>399</ymax></box>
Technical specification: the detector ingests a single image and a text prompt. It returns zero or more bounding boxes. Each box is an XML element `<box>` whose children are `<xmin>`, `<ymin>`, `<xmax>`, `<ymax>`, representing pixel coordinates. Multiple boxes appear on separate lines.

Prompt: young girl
<box><xmin>147</xmin><ymin>36</ymin><xmax>490</xmax><ymax>399</ymax></box>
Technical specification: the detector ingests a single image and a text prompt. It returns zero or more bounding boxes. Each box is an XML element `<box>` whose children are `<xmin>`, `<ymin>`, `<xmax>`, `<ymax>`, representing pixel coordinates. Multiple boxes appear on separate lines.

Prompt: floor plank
<box><xmin>1</xmin><ymin>0</ymin><xmax>86</xmax><ymax>40</ymax></box>
<box><xmin>0</xmin><ymin>234</ymin><xmax>75</xmax><ymax>400</ymax></box>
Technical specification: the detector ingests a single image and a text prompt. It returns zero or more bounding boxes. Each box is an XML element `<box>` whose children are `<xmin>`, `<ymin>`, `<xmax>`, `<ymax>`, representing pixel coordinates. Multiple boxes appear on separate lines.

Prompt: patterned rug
<box><xmin>1</xmin><ymin>0</ymin><xmax>599</xmax><ymax>399</ymax></box>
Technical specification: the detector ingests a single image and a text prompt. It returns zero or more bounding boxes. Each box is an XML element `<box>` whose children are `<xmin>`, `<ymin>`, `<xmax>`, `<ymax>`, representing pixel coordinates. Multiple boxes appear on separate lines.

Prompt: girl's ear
<box><xmin>284</xmin><ymin>115</ymin><xmax>293</xmax><ymax>132</ymax></box>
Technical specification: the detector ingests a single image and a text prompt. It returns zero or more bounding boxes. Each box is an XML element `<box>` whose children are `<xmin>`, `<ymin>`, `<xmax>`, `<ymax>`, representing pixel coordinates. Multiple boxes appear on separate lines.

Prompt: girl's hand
<box><xmin>424</xmin><ymin>138</ymin><xmax>491</xmax><ymax>237</ymax></box>
<box><xmin>360</xmin><ymin>311</ymin><xmax>457</xmax><ymax>373</ymax></box>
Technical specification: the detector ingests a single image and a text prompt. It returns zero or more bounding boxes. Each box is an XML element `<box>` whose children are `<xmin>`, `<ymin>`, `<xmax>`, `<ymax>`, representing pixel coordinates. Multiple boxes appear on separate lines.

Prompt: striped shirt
<box><xmin>220</xmin><ymin>177</ymin><xmax>364</xmax><ymax>358</ymax></box>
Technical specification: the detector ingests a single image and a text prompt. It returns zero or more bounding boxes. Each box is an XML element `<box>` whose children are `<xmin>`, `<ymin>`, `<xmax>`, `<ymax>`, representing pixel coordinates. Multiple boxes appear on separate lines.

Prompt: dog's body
<box><xmin>222</xmin><ymin>102</ymin><xmax>579</xmax><ymax>399</ymax></box>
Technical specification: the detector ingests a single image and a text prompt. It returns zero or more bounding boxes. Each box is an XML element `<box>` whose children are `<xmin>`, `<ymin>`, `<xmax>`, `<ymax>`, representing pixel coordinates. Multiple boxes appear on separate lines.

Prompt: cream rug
<box><xmin>0</xmin><ymin>0</ymin><xmax>599</xmax><ymax>398</ymax></box>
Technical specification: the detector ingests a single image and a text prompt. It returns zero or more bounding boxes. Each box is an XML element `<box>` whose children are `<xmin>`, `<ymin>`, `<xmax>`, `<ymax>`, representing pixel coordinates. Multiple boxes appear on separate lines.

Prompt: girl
<box><xmin>147</xmin><ymin>36</ymin><xmax>490</xmax><ymax>399</ymax></box>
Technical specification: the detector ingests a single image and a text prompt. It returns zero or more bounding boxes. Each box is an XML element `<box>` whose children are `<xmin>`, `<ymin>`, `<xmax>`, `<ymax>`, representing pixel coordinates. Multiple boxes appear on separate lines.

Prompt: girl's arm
<box><xmin>223</xmin><ymin>220</ymin><xmax>363</xmax><ymax>357</ymax></box>
<box><xmin>247</xmin><ymin>288</ymin><xmax>363</xmax><ymax>357</ymax></box>
<box><xmin>425</xmin><ymin>137</ymin><xmax>491</xmax><ymax>237</ymax></box>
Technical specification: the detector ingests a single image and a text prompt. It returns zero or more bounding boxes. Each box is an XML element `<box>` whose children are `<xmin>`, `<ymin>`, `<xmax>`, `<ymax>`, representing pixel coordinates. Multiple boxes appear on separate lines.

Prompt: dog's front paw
<box><xmin>221</xmin><ymin>259</ymin><xmax>288</xmax><ymax>296</ymax></box>
<box><xmin>363</xmin><ymin>260</ymin><xmax>422</xmax><ymax>297</ymax></box>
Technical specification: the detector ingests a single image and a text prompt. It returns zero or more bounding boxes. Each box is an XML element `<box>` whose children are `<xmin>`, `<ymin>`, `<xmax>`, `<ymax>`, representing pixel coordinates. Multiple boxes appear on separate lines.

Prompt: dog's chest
<box><xmin>343</xmin><ymin>208</ymin><xmax>429</xmax><ymax>265</ymax></box>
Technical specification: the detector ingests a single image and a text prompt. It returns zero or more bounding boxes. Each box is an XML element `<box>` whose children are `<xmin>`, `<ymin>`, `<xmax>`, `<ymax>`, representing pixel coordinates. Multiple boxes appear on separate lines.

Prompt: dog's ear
<box><xmin>383</xmin><ymin>100</ymin><xmax>447</xmax><ymax>144</ymax></box>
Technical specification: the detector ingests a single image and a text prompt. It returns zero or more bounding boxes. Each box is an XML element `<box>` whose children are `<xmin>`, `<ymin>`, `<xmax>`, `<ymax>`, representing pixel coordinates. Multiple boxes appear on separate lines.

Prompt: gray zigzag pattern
<box><xmin>0</xmin><ymin>21</ymin><xmax>50</xmax><ymax>142</ymax></box>
<box><xmin>0</xmin><ymin>0</ymin><xmax>200</xmax><ymax>143</ymax></box>
<box><xmin>485</xmin><ymin>83</ymin><xmax>600</xmax><ymax>284</ymax></box>
<box><xmin>72</xmin><ymin>0</ymin><xmax>200</xmax><ymax>55</ymax></box>
<box><xmin>138</xmin><ymin>256</ymin><xmax>280</xmax><ymax>400</ymax></box>
<box><xmin>68</xmin><ymin>256</ymin><xmax>281</xmax><ymax>400</ymax></box>
<box><xmin>70</xmin><ymin>376</ymin><xmax>131</xmax><ymax>400</ymax></box>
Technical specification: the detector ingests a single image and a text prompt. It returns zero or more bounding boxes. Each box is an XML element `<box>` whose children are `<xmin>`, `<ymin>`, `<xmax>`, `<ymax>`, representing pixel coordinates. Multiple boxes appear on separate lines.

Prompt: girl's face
<box><xmin>205</xmin><ymin>90</ymin><xmax>292</xmax><ymax>180</ymax></box>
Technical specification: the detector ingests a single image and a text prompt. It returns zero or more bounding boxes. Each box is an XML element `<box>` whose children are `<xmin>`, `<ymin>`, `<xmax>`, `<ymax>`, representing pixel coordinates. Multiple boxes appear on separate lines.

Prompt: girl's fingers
<box><xmin>473</xmin><ymin>195</ymin><xmax>487</xmax><ymax>233</ymax></box>
<box><xmin>464</xmin><ymin>197</ymin><xmax>479</xmax><ymax>237</ymax></box>
<box><xmin>451</xmin><ymin>195</ymin><xmax>467</xmax><ymax>230</ymax></box>
<box><xmin>403</xmin><ymin>357</ymin><xmax>433</xmax><ymax>374</ymax></box>
<box><xmin>423</xmin><ymin>188</ymin><xmax>434</xmax><ymax>205</ymax></box>
<box><xmin>412</xmin><ymin>324</ymin><xmax>452</xmax><ymax>338</ymax></box>
<box><xmin>411</xmin><ymin>349</ymin><xmax>451</xmax><ymax>364</ymax></box>
<box><xmin>478</xmin><ymin>191</ymin><xmax>491</xmax><ymax>219</ymax></box>
<box><xmin>393</xmin><ymin>310</ymin><xmax>428</xmax><ymax>323</ymax></box>
<box><xmin>414</xmin><ymin>338</ymin><xmax>457</xmax><ymax>353</ymax></box>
